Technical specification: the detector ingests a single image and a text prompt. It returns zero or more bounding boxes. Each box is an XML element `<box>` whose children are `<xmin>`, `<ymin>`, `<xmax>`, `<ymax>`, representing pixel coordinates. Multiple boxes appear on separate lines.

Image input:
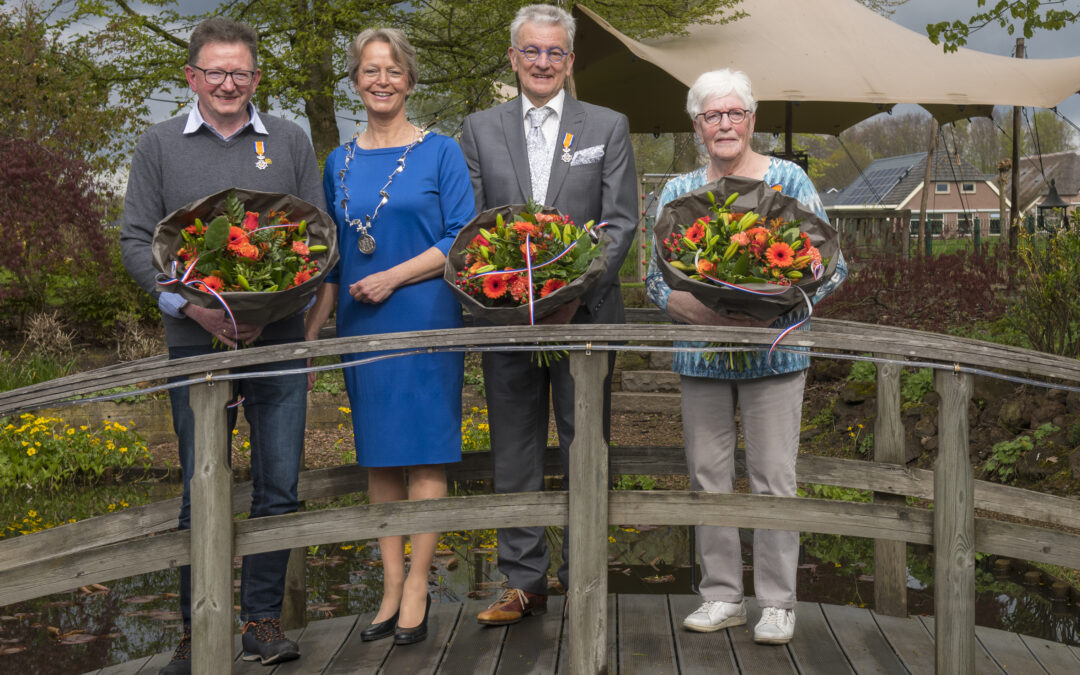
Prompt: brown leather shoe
<box><xmin>476</xmin><ymin>587</ymin><xmax>547</xmax><ymax>625</ymax></box>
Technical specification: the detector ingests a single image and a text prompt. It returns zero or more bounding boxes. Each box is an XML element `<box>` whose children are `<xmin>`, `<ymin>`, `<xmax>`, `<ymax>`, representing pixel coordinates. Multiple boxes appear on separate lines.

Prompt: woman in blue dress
<box><xmin>305</xmin><ymin>28</ymin><xmax>474</xmax><ymax>647</ymax></box>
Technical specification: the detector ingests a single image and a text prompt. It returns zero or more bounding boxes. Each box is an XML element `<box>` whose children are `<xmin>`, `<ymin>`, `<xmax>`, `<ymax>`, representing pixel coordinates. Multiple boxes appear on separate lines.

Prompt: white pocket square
<box><xmin>570</xmin><ymin>145</ymin><xmax>605</xmax><ymax>166</ymax></box>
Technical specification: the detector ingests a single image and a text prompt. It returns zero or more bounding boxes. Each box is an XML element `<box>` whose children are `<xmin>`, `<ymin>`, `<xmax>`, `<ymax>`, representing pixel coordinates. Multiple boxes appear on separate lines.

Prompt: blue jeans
<box><xmin>168</xmin><ymin>341</ymin><xmax>307</xmax><ymax>624</ymax></box>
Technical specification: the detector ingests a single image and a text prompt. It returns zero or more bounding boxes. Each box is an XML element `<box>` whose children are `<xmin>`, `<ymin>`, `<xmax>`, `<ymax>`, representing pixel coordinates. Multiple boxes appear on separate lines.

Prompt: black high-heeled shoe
<box><xmin>393</xmin><ymin>594</ymin><xmax>431</xmax><ymax>645</ymax></box>
<box><xmin>360</xmin><ymin>610</ymin><xmax>399</xmax><ymax>642</ymax></box>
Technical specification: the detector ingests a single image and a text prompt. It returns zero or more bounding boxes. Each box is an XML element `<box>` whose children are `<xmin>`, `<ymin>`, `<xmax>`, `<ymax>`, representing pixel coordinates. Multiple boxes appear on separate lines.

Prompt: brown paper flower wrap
<box><xmin>152</xmin><ymin>187</ymin><xmax>338</xmax><ymax>326</ymax></box>
<box><xmin>653</xmin><ymin>176</ymin><xmax>840</xmax><ymax>322</ymax></box>
<box><xmin>443</xmin><ymin>204</ymin><xmax>608</xmax><ymax>325</ymax></box>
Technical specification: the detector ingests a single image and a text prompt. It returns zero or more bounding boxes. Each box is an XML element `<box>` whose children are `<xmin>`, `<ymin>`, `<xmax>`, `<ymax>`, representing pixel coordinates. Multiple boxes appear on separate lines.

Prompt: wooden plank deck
<box><xmin>88</xmin><ymin>595</ymin><xmax>1080</xmax><ymax>675</ymax></box>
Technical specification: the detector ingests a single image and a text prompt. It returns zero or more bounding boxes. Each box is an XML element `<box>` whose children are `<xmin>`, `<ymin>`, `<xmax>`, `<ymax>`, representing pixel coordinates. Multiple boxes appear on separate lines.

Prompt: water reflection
<box><xmin>1</xmin><ymin>526</ymin><xmax>1076</xmax><ymax>673</ymax></box>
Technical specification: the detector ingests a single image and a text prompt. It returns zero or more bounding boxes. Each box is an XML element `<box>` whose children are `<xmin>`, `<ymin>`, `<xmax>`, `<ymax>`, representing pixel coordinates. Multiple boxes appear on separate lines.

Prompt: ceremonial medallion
<box><xmin>358</xmin><ymin>233</ymin><xmax>376</xmax><ymax>254</ymax></box>
<box><xmin>560</xmin><ymin>132</ymin><xmax>575</xmax><ymax>163</ymax></box>
<box><xmin>254</xmin><ymin>141</ymin><xmax>272</xmax><ymax>170</ymax></box>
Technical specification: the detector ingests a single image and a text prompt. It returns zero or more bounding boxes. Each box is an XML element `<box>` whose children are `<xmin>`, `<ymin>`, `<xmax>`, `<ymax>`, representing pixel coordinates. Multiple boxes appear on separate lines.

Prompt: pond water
<box><xmin>1</xmin><ymin>511</ymin><xmax>1077</xmax><ymax>673</ymax></box>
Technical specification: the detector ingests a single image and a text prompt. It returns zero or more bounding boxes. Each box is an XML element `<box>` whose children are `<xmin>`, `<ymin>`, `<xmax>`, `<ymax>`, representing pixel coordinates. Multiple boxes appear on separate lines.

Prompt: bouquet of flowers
<box><xmin>653</xmin><ymin>176</ymin><xmax>839</xmax><ymax>323</ymax></box>
<box><xmin>444</xmin><ymin>204</ymin><xmax>607</xmax><ymax>325</ymax></box>
<box><xmin>152</xmin><ymin>188</ymin><xmax>338</xmax><ymax>326</ymax></box>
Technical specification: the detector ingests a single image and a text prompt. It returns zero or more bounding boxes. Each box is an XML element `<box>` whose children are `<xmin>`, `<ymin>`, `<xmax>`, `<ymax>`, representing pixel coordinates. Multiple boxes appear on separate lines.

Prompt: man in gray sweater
<box><xmin>120</xmin><ymin>17</ymin><xmax>323</xmax><ymax>674</ymax></box>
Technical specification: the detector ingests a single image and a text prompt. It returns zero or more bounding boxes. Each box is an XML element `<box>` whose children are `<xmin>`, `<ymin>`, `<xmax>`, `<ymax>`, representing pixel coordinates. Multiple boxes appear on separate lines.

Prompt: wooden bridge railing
<box><xmin>2</xmin><ymin>319</ymin><xmax>1080</xmax><ymax>673</ymax></box>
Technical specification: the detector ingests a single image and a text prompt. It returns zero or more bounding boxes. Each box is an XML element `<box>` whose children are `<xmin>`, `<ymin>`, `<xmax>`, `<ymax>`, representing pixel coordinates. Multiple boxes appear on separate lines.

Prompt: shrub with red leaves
<box><xmin>816</xmin><ymin>247</ymin><xmax>1010</xmax><ymax>333</ymax></box>
<box><xmin>0</xmin><ymin>136</ymin><xmax>119</xmax><ymax>329</ymax></box>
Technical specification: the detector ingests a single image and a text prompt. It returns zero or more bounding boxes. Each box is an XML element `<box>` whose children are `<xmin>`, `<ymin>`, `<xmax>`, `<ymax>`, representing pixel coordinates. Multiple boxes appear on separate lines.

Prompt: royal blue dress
<box><xmin>323</xmin><ymin>133</ymin><xmax>475</xmax><ymax>467</ymax></box>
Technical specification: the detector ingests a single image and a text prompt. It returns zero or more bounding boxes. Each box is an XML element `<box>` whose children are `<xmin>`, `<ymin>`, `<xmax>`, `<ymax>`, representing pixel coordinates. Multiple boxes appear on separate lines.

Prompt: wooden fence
<box><xmin>1</xmin><ymin>318</ymin><xmax>1079</xmax><ymax>673</ymax></box>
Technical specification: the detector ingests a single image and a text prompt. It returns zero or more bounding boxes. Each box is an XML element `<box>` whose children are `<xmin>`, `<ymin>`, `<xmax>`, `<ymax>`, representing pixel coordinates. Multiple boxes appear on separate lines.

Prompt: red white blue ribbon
<box><xmin>692</xmin><ymin>250</ymin><xmax>824</xmax><ymax>369</ymax></box>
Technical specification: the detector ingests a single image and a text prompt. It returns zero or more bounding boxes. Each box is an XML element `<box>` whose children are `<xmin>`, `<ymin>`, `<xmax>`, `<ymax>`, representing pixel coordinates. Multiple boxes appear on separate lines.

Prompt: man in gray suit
<box><xmin>460</xmin><ymin>3</ymin><xmax>637</xmax><ymax>626</ymax></box>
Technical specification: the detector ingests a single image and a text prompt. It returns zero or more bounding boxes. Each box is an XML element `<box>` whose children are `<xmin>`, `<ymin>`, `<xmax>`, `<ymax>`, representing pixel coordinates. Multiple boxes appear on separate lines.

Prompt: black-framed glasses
<box><xmin>515</xmin><ymin>46</ymin><xmax>569</xmax><ymax>63</ymax></box>
<box><xmin>696</xmin><ymin>109</ymin><xmax>751</xmax><ymax>125</ymax></box>
<box><xmin>190</xmin><ymin>65</ymin><xmax>256</xmax><ymax>86</ymax></box>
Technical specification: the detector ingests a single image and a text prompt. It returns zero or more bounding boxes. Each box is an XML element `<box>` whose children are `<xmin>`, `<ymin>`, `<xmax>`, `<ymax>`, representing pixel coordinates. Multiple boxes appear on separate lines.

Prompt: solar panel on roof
<box><xmin>838</xmin><ymin>165</ymin><xmax>909</xmax><ymax>205</ymax></box>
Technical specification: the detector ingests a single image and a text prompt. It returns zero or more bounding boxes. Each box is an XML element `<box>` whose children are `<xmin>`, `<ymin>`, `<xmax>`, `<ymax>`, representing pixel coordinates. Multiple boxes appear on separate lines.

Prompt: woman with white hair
<box><xmin>645</xmin><ymin>69</ymin><xmax>847</xmax><ymax>645</ymax></box>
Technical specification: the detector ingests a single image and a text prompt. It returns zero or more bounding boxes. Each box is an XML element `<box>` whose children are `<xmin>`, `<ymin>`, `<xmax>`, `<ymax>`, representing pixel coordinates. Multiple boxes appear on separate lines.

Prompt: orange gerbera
<box><xmin>482</xmin><ymin>274</ymin><xmax>509</xmax><ymax>298</ymax></box>
<box><xmin>513</xmin><ymin>221</ymin><xmax>540</xmax><ymax>236</ymax></box>
<box><xmin>293</xmin><ymin>269</ymin><xmax>313</xmax><ymax>286</ymax></box>
<box><xmin>508</xmin><ymin>274</ymin><xmax>530</xmax><ymax>301</ymax></box>
<box><xmin>684</xmin><ymin>218</ymin><xmax>707</xmax><ymax>243</ymax></box>
<box><xmin>291</xmin><ymin>241</ymin><xmax>310</xmax><ymax>256</ymax></box>
<box><xmin>199</xmin><ymin>275</ymin><xmax>224</xmax><ymax>292</ymax></box>
<box><xmin>765</xmin><ymin>242</ymin><xmax>795</xmax><ymax>268</ymax></box>
<box><xmin>540</xmin><ymin>279</ymin><xmax>567</xmax><ymax>297</ymax></box>
<box><xmin>243</xmin><ymin>211</ymin><xmax>260</xmax><ymax>231</ymax></box>
<box><xmin>696</xmin><ymin>258</ymin><xmax>715</xmax><ymax>274</ymax></box>
<box><xmin>227</xmin><ymin>226</ymin><xmax>248</xmax><ymax>247</ymax></box>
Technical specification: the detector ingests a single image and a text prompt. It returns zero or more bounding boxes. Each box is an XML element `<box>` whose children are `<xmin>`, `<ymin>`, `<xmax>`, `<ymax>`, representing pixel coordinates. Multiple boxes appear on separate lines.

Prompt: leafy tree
<box><xmin>66</xmin><ymin>0</ymin><xmax>745</xmax><ymax>160</ymax></box>
<box><xmin>927</xmin><ymin>0</ymin><xmax>1079</xmax><ymax>52</ymax></box>
<box><xmin>1</xmin><ymin>1</ymin><xmax>141</xmax><ymax>172</ymax></box>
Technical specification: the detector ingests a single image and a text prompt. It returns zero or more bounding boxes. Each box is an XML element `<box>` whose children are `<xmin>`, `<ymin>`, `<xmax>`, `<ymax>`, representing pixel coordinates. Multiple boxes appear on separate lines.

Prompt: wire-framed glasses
<box><xmin>696</xmin><ymin>109</ymin><xmax>751</xmax><ymax>126</ymax></box>
<box><xmin>515</xmin><ymin>46</ymin><xmax>569</xmax><ymax>63</ymax></box>
<box><xmin>191</xmin><ymin>65</ymin><xmax>256</xmax><ymax>86</ymax></box>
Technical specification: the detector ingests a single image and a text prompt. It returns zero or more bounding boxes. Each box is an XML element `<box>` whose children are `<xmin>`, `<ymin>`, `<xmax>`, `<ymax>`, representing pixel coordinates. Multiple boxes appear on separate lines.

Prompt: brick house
<box><xmin>824</xmin><ymin>151</ymin><xmax>1003</xmax><ymax>238</ymax></box>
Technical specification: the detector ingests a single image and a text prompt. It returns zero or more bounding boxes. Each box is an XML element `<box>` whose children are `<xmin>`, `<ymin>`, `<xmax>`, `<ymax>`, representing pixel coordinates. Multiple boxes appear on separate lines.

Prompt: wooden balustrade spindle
<box><xmin>568</xmin><ymin>350</ymin><xmax>610</xmax><ymax>674</ymax></box>
<box><xmin>190</xmin><ymin>376</ymin><xmax>234</xmax><ymax>673</ymax></box>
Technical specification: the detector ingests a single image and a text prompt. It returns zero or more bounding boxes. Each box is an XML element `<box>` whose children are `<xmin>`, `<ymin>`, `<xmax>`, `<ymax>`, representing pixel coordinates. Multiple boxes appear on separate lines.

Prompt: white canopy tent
<box><xmin>572</xmin><ymin>0</ymin><xmax>1080</xmax><ymax>136</ymax></box>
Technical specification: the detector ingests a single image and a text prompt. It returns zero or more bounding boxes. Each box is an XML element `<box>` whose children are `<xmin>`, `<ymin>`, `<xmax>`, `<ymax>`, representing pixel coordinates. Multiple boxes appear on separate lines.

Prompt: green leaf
<box><xmin>203</xmin><ymin>216</ymin><xmax>230</xmax><ymax>250</ymax></box>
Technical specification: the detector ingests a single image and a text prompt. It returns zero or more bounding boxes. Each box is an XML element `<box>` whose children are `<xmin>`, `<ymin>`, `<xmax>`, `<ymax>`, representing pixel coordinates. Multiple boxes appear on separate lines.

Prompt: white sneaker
<box><xmin>683</xmin><ymin>600</ymin><xmax>747</xmax><ymax>632</ymax></box>
<box><xmin>754</xmin><ymin>606</ymin><xmax>795</xmax><ymax>644</ymax></box>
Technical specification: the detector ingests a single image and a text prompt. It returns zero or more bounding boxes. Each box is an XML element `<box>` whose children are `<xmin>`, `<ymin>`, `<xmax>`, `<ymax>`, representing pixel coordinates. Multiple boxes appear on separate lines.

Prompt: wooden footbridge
<box><xmin>86</xmin><ymin>596</ymin><xmax>1080</xmax><ymax>674</ymax></box>
<box><xmin>2</xmin><ymin>315</ymin><xmax>1079</xmax><ymax>673</ymax></box>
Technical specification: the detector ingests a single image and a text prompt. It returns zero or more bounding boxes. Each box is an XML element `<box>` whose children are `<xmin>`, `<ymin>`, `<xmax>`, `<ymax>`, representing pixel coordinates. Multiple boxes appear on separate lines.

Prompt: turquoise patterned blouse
<box><xmin>645</xmin><ymin>157</ymin><xmax>848</xmax><ymax>380</ymax></box>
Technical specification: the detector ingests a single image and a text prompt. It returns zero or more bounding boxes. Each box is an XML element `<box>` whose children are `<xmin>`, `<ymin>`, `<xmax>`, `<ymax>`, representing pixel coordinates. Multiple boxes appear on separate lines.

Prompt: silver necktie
<box><xmin>526</xmin><ymin>106</ymin><xmax>554</xmax><ymax>204</ymax></box>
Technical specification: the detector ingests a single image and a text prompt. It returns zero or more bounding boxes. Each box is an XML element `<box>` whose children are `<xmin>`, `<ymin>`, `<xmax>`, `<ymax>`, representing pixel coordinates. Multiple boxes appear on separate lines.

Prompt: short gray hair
<box><xmin>510</xmin><ymin>4</ymin><xmax>576</xmax><ymax>51</ymax></box>
<box><xmin>686</xmin><ymin>69</ymin><xmax>757</xmax><ymax>119</ymax></box>
<box><xmin>347</xmin><ymin>28</ymin><xmax>419</xmax><ymax>90</ymax></box>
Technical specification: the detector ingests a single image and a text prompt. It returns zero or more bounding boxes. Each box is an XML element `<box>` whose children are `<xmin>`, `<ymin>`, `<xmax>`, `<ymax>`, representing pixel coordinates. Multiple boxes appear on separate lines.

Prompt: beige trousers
<box><xmin>681</xmin><ymin>371</ymin><xmax>805</xmax><ymax>610</ymax></box>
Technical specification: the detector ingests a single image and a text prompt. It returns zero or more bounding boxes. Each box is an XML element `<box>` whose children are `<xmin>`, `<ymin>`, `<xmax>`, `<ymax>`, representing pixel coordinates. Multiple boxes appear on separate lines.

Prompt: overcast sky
<box><xmin>887</xmin><ymin>0</ymin><xmax>1080</xmax><ymax>126</ymax></box>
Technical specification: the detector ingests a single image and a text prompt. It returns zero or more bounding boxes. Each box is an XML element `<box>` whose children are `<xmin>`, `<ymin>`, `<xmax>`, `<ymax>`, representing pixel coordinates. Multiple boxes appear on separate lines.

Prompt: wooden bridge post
<box><xmin>189</xmin><ymin>376</ymin><xmax>234</xmax><ymax>673</ymax></box>
<box><xmin>873</xmin><ymin>357</ymin><xmax>907</xmax><ymax>617</ymax></box>
<box><xmin>933</xmin><ymin>369</ymin><xmax>975</xmax><ymax>673</ymax></box>
<box><xmin>568</xmin><ymin>350</ymin><xmax>610</xmax><ymax>674</ymax></box>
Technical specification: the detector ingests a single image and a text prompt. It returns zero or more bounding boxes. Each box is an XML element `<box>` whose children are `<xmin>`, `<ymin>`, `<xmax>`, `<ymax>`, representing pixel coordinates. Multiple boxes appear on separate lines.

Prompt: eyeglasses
<box><xmin>359</xmin><ymin>66</ymin><xmax>407</xmax><ymax>82</ymax></box>
<box><xmin>515</xmin><ymin>46</ymin><xmax>569</xmax><ymax>63</ymax></box>
<box><xmin>696</xmin><ymin>109</ymin><xmax>751</xmax><ymax>125</ymax></box>
<box><xmin>191</xmin><ymin>65</ymin><xmax>256</xmax><ymax>86</ymax></box>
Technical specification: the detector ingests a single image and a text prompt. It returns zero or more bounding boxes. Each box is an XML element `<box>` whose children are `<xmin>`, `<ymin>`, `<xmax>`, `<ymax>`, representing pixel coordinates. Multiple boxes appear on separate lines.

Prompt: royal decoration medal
<box><xmin>560</xmin><ymin>132</ymin><xmax>575</xmax><ymax>163</ymax></box>
<box><xmin>254</xmin><ymin>141</ymin><xmax>272</xmax><ymax>170</ymax></box>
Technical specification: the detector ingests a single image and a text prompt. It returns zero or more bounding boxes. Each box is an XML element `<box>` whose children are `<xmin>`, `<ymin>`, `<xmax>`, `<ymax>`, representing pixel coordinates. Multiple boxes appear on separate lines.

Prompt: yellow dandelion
<box><xmin>27</xmin><ymin>448</ymin><xmax>36</xmax><ymax>456</ymax></box>
<box><xmin>27</xmin><ymin>510</ymin><xmax>37</xmax><ymax>518</ymax></box>
<box><xmin>119</xmin><ymin>447</ymin><xmax>128</xmax><ymax>453</ymax></box>
<box><xmin>338</xmin><ymin>406</ymin><xmax>351</xmax><ymax>414</ymax></box>
<box><xmin>608</xmin><ymin>536</ymin><xmax>616</xmax><ymax>544</ymax></box>
<box><xmin>66</xmin><ymin>428</ymin><xmax>75</xmax><ymax>436</ymax></box>
<box><xmin>232</xmin><ymin>429</ymin><xmax>239</xmax><ymax>436</ymax></box>
<box><xmin>80</xmin><ymin>425</ymin><xmax>88</xmax><ymax>431</ymax></box>
<box><xmin>341</xmin><ymin>545</ymin><xmax>354</xmax><ymax>551</ymax></box>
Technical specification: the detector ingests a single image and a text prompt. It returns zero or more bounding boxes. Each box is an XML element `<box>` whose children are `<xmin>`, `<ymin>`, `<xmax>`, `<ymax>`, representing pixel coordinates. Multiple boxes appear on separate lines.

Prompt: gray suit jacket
<box><xmin>460</xmin><ymin>95</ymin><xmax>637</xmax><ymax>323</ymax></box>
